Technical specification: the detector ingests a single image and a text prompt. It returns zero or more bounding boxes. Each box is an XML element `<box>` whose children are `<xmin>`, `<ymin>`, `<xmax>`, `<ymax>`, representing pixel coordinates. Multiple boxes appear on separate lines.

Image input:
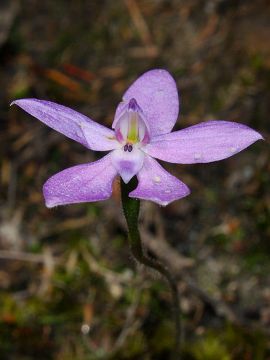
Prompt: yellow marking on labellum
<box><xmin>127</xmin><ymin>113</ymin><xmax>139</xmax><ymax>143</ymax></box>
<box><xmin>154</xmin><ymin>175</ymin><xmax>161</xmax><ymax>183</ymax></box>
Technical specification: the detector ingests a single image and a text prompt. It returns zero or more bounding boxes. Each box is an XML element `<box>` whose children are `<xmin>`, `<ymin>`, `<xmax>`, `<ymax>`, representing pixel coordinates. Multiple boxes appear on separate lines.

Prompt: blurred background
<box><xmin>0</xmin><ymin>0</ymin><xmax>269</xmax><ymax>359</ymax></box>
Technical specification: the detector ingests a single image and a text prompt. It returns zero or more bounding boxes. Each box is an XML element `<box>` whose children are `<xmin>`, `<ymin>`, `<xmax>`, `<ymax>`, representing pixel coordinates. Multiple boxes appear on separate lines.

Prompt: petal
<box><xmin>129</xmin><ymin>156</ymin><xmax>190</xmax><ymax>206</ymax></box>
<box><xmin>111</xmin><ymin>147</ymin><xmax>144</xmax><ymax>184</ymax></box>
<box><xmin>43</xmin><ymin>153</ymin><xmax>117</xmax><ymax>207</ymax></box>
<box><xmin>114</xmin><ymin>69</ymin><xmax>179</xmax><ymax>137</ymax></box>
<box><xmin>11</xmin><ymin>99</ymin><xmax>118</xmax><ymax>151</ymax></box>
<box><xmin>145</xmin><ymin>121</ymin><xmax>263</xmax><ymax>164</ymax></box>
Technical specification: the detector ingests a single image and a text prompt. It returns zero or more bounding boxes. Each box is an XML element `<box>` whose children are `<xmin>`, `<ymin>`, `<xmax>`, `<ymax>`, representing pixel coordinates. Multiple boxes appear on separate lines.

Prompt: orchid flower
<box><xmin>11</xmin><ymin>69</ymin><xmax>263</xmax><ymax>355</ymax></box>
<box><xmin>11</xmin><ymin>69</ymin><xmax>262</xmax><ymax>207</ymax></box>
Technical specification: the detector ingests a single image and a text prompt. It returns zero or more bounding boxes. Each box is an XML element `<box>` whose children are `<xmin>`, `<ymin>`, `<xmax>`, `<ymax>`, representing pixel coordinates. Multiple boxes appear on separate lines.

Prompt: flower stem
<box><xmin>121</xmin><ymin>178</ymin><xmax>182</xmax><ymax>359</ymax></box>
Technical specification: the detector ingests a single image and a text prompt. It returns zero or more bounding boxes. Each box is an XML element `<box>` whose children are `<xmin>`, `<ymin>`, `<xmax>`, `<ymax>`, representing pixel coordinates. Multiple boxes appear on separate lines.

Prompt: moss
<box><xmin>190</xmin><ymin>336</ymin><xmax>231</xmax><ymax>360</ymax></box>
<box><xmin>187</xmin><ymin>325</ymin><xmax>269</xmax><ymax>360</ymax></box>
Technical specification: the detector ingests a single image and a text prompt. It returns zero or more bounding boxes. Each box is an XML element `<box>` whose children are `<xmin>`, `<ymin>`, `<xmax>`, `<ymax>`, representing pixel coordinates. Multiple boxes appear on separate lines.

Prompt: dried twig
<box><xmin>121</xmin><ymin>208</ymin><xmax>267</xmax><ymax>334</ymax></box>
<box><xmin>0</xmin><ymin>250</ymin><xmax>44</xmax><ymax>263</ymax></box>
<box><xmin>112</xmin><ymin>283</ymin><xmax>143</xmax><ymax>351</ymax></box>
<box><xmin>81</xmin><ymin>249</ymin><xmax>133</xmax><ymax>299</ymax></box>
<box><xmin>124</xmin><ymin>0</ymin><xmax>152</xmax><ymax>47</ymax></box>
<box><xmin>183</xmin><ymin>277</ymin><xmax>241</xmax><ymax>324</ymax></box>
<box><xmin>142</xmin><ymin>230</ymin><xmax>195</xmax><ymax>271</ymax></box>
<box><xmin>124</xmin><ymin>0</ymin><xmax>158</xmax><ymax>58</ymax></box>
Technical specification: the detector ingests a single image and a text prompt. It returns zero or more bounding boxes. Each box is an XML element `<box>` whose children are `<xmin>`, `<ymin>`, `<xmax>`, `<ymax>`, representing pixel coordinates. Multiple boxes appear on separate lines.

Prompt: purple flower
<box><xmin>11</xmin><ymin>69</ymin><xmax>263</xmax><ymax>207</ymax></box>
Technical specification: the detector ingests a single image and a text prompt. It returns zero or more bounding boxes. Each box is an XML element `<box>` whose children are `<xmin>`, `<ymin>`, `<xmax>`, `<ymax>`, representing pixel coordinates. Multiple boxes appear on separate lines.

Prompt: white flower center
<box><xmin>114</xmin><ymin>98</ymin><xmax>150</xmax><ymax>150</ymax></box>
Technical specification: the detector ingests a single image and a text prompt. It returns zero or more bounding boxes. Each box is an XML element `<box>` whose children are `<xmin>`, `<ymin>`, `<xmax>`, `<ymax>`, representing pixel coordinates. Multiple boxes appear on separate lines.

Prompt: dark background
<box><xmin>0</xmin><ymin>0</ymin><xmax>269</xmax><ymax>359</ymax></box>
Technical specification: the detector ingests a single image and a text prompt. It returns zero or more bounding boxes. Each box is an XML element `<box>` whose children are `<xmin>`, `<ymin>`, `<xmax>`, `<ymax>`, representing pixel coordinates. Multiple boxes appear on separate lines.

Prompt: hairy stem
<box><xmin>121</xmin><ymin>178</ymin><xmax>181</xmax><ymax>358</ymax></box>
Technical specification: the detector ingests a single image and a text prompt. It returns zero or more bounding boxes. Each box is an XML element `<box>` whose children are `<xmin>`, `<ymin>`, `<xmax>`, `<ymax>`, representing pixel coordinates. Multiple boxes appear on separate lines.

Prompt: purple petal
<box><xmin>11</xmin><ymin>99</ymin><xmax>118</xmax><ymax>151</ymax></box>
<box><xmin>111</xmin><ymin>147</ymin><xmax>144</xmax><ymax>184</ymax></box>
<box><xmin>145</xmin><ymin>121</ymin><xmax>263</xmax><ymax>164</ymax></box>
<box><xmin>130</xmin><ymin>155</ymin><xmax>190</xmax><ymax>206</ymax></box>
<box><xmin>43</xmin><ymin>153</ymin><xmax>117</xmax><ymax>207</ymax></box>
<box><xmin>114</xmin><ymin>69</ymin><xmax>179</xmax><ymax>137</ymax></box>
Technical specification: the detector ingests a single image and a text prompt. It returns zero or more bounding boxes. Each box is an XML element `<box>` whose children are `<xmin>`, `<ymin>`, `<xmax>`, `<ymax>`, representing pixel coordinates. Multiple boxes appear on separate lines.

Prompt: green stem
<box><xmin>121</xmin><ymin>178</ymin><xmax>182</xmax><ymax>359</ymax></box>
